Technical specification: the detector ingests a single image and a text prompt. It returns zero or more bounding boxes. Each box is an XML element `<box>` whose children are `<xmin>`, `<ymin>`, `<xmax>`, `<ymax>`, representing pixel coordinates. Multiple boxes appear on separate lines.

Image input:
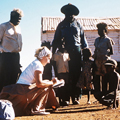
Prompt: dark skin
<box><xmin>82</xmin><ymin>51</ymin><xmax>92</xmax><ymax>103</ymax></box>
<box><xmin>83</xmin><ymin>51</ymin><xmax>90</xmax><ymax>61</ymax></box>
<box><xmin>65</xmin><ymin>13</ymin><xmax>75</xmax><ymax>23</ymax></box>
<box><xmin>97</xmin><ymin>27</ymin><xmax>113</xmax><ymax>55</ymax></box>
<box><xmin>104</xmin><ymin>65</ymin><xmax>118</xmax><ymax>109</ymax></box>
<box><xmin>10</xmin><ymin>12</ymin><xmax>22</xmax><ymax>26</ymax></box>
<box><xmin>97</xmin><ymin>28</ymin><xmax>106</xmax><ymax>38</ymax></box>
<box><xmin>52</xmin><ymin>13</ymin><xmax>75</xmax><ymax>54</ymax></box>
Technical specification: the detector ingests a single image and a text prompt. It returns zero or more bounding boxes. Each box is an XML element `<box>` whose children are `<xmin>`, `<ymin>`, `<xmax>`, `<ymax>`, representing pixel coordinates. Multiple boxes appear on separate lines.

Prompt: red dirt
<box><xmin>15</xmin><ymin>95</ymin><xmax>120</xmax><ymax>120</ymax></box>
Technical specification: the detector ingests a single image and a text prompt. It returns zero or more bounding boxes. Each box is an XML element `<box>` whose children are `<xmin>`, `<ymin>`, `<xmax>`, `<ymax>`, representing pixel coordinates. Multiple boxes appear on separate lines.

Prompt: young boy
<box><xmin>94</xmin><ymin>59</ymin><xmax>120</xmax><ymax>109</ymax></box>
<box><xmin>52</xmin><ymin>47</ymin><xmax>70</xmax><ymax>106</ymax></box>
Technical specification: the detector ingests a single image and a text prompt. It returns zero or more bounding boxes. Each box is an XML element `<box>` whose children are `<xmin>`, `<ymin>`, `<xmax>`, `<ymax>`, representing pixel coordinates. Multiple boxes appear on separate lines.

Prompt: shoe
<box><xmin>87</xmin><ymin>101</ymin><xmax>91</xmax><ymax>104</ymax></box>
<box><xmin>31</xmin><ymin>111</ymin><xmax>50</xmax><ymax>115</ymax></box>
<box><xmin>60</xmin><ymin>101</ymin><xmax>69</xmax><ymax>107</ymax></box>
<box><xmin>73</xmin><ymin>100</ymin><xmax>79</xmax><ymax>105</ymax></box>
<box><xmin>66</xmin><ymin>101</ymin><xmax>70</xmax><ymax>105</ymax></box>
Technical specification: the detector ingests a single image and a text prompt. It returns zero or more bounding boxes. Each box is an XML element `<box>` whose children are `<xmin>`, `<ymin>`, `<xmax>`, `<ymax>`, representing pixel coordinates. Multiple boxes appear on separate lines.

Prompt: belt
<box><xmin>0</xmin><ymin>52</ymin><xmax>19</xmax><ymax>54</ymax></box>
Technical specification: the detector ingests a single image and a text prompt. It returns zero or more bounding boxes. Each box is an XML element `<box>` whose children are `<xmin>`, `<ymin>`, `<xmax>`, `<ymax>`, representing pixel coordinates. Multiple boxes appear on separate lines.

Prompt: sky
<box><xmin>0</xmin><ymin>0</ymin><xmax>120</xmax><ymax>70</ymax></box>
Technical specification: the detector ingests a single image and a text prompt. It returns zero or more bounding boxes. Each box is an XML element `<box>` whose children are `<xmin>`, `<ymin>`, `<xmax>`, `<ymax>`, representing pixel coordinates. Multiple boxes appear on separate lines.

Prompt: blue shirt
<box><xmin>52</xmin><ymin>18</ymin><xmax>88</xmax><ymax>53</ymax></box>
<box><xmin>94</xmin><ymin>35</ymin><xmax>114</xmax><ymax>60</ymax></box>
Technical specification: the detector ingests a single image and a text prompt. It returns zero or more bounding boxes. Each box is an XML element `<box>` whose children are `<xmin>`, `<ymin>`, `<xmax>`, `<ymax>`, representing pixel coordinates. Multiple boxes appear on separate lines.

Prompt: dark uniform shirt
<box><xmin>52</xmin><ymin>18</ymin><xmax>88</xmax><ymax>53</ymax></box>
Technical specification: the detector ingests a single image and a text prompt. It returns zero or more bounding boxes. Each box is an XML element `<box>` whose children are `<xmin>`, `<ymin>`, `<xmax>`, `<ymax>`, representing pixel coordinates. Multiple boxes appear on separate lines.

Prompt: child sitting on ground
<box><xmin>76</xmin><ymin>48</ymin><xmax>93</xmax><ymax>104</ymax></box>
<box><xmin>94</xmin><ymin>58</ymin><xmax>120</xmax><ymax>109</ymax></box>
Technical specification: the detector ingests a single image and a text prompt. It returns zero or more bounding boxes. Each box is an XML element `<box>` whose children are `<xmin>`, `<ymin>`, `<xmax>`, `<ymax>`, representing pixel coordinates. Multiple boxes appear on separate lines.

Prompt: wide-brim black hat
<box><xmin>61</xmin><ymin>3</ymin><xmax>79</xmax><ymax>16</ymax></box>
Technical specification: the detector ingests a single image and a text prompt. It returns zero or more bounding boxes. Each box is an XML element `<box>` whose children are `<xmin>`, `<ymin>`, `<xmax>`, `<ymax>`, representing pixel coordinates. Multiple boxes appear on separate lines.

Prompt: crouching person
<box><xmin>94</xmin><ymin>58</ymin><xmax>120</xmax><ymax>109</ymax></box>
<box><xmin>0</xmin><ymin>46</ymin><xmax>64</xmax><ymax>116</ymax></box>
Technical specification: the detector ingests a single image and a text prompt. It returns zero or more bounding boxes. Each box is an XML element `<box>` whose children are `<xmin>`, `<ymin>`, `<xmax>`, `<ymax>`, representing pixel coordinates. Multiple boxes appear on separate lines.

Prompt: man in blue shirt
<box><xmin>52</xmin><ymin>3</ymin><xmax>88</xmax><ymax>105</ymax></box>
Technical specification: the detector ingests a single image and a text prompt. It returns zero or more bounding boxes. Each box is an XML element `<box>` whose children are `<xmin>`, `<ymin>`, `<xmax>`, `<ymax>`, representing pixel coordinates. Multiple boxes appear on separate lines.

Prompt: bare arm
<box><xmin>108</xmin><ymin>39</ymin><xmax>114</xmax><ymax>56</ymax></box>
<box><xmin>34</xmin><ymin>70</ymin><xmax>53</xmax><ymax>88</ymax></box>
<box><xmin>0</xmin><ymin>24</ymin><xmax>6</xmax><ymax>43</ymax></box>
<box><xmin>109</xmin><ymin>47</ymin><xmax>113</xmax><ymax>55</ymax></box>
<box><xmin>113</xmin><ymin>73</ymin><xmax>118</xmax><ymax>109</ymax></box>
<box><xmin>52</xmin><ymin>24</ymin><xmax>61</xmax><ymax>54</ymax></box>
<box><xmin>34</xmin><ymin>70</ymin><xmax>59</xmax><ymax>88</ymax></box>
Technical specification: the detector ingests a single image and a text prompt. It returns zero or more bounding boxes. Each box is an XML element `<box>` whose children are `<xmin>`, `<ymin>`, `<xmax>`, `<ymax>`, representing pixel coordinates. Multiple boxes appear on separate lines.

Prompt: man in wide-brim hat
<box><xmin>52</xmin><ymin>3</ymin><xmax>88</xmax><ymax>106</ymax></box>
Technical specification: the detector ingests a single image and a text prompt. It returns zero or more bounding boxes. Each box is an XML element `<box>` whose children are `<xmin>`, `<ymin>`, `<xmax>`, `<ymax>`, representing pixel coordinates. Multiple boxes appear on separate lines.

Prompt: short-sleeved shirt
<box><xmin>0</xmin><ymin>22</ymin><xmax>22</xmax><ymax>52</ymax></box>
<box><xmin>17</xmin><ymin>59</ymin><xmax>44</xmax><ymax>85</ymax></box>
<box><xmin>94</xmin><ymin>35</ymin><xmax>113</xmax><ymax>60</ymax></box>
<box><xmin>52</xmin><ymin>51</ymin><xmax>70</xmax><ymax>73</ymax></box>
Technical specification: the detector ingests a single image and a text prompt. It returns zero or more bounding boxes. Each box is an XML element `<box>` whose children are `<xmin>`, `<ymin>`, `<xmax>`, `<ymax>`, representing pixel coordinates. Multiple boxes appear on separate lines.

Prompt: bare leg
<box><xmin>87</xmin><ymin>90</ymin><xmax>91</xmax><ymax>104</ymax></box>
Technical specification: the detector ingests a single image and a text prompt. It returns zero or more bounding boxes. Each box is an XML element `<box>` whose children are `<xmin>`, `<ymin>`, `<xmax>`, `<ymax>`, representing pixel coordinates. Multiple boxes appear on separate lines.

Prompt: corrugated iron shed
<box><xmin>41</xmin><ymin>17</ymin><xmax>120</xmax><ymax>32</ymax></box>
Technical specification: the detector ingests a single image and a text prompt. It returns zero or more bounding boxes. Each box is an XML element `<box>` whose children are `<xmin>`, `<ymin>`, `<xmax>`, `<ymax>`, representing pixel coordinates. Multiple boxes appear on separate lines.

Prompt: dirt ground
<box><xmin>15</xmin><ymin>94</ymin><xmax>120</xmax><ymax>120</ymax></box>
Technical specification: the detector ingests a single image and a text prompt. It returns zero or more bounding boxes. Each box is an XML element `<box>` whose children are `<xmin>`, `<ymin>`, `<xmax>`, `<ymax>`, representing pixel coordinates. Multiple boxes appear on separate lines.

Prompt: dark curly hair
<box><xmin>97</xmin><ymin>22</ymin><xmax>108</xmax><ymax>33</ymax></box>
<box><xmin>41</xmin><ymin>41</ymin><xmax>51</xmax><ymax>50</ymax></box>
<box><xmin>83</xmin><ymin>48</ymin><xmax>92</xmax><ymax>57</ymax></box>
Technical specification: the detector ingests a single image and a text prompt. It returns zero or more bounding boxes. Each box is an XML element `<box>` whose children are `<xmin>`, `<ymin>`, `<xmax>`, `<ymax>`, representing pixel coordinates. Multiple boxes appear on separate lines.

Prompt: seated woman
<box><xmin>0</xmin><ymin>46</ymin><xmax>63</xmax><ymax>116</ymax></box>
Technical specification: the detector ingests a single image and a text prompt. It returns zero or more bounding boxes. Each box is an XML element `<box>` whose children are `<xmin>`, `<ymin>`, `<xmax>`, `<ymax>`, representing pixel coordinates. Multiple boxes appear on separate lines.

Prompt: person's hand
<box><xmin>51</xmin><ymin>77</ymin><xmax>58</xmax><ymax>85</ymax></box>
<box><xmin>59</xmin><ymin>79</ymin><xmax>65</xmax><ymax>86</ymax></box>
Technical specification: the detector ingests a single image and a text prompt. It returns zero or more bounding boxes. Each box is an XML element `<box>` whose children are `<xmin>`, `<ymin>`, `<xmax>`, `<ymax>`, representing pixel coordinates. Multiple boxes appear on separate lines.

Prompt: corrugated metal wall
<box><xmin>41</xmin><ymin>17</ymin><xmax>120</xmax><ymax>32</ymax></box>
<box><xmin>41</xmin><ymin>17</ymin><xmax>120</xmax><ymax>61</ymax></box>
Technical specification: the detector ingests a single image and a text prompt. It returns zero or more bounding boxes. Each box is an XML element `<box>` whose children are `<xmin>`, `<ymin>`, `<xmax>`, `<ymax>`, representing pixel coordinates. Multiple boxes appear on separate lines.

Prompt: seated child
<box><xmin>94</xmin><ymin>58</ymin><xmax>120</xmax><ymax>109</ymax></box>
<box><xmin>76</xmin><ymin>48</ymin><xmax>93</xmax><ymax>104</ymax></box>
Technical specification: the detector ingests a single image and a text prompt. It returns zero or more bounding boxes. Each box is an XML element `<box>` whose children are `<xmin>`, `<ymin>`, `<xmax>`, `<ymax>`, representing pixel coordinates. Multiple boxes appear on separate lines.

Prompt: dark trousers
<box><xmin>57</xmin><ymin>73</ymin><xmax>70</xmax><ymax>102</ymax></box>
<box><xmin>0</xmin><ymin>52</ymin><xmax>21</xmax><ymax>92</ymax></box>
<box><xmin>67</xmin><ymin>47</ymin><xmax>82</xmax><ymax>102</ymax></box>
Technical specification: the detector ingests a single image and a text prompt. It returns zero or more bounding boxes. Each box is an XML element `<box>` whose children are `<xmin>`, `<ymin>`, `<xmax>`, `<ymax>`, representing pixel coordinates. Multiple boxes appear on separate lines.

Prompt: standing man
<box><xmin>0</xmin><ymin>8</ymin><xmax>24</xmax><ymax>92</ymax></box>
<box><xmin>52</xmin><ymin>3</ymin><xmax>88</xmax><ymax>105</ymax></box>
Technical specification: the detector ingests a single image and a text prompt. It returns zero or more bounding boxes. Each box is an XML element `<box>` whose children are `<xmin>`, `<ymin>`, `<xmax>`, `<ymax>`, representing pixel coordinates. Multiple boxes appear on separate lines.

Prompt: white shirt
<box><xmin>52</xmin><ymin>51</ymin><xmax>70</xmax><ymax>73</ymax></box>
<box><xmin>17</xmin><ymin>59</ymin><xmax>44</xmax><ymax>85</ymax></box>
<box><xmin>0</xmin><ymin>22</ymin><xmax>22</xmax><ymax>52</ymax></box>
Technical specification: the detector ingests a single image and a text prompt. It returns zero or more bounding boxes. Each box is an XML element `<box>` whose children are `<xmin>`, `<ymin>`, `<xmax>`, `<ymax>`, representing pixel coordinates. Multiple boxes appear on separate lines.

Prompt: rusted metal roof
<box><xmin>41</xmin><ymin>17</ymin><xmax>120</xmax><ymax>32</ymax></box>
